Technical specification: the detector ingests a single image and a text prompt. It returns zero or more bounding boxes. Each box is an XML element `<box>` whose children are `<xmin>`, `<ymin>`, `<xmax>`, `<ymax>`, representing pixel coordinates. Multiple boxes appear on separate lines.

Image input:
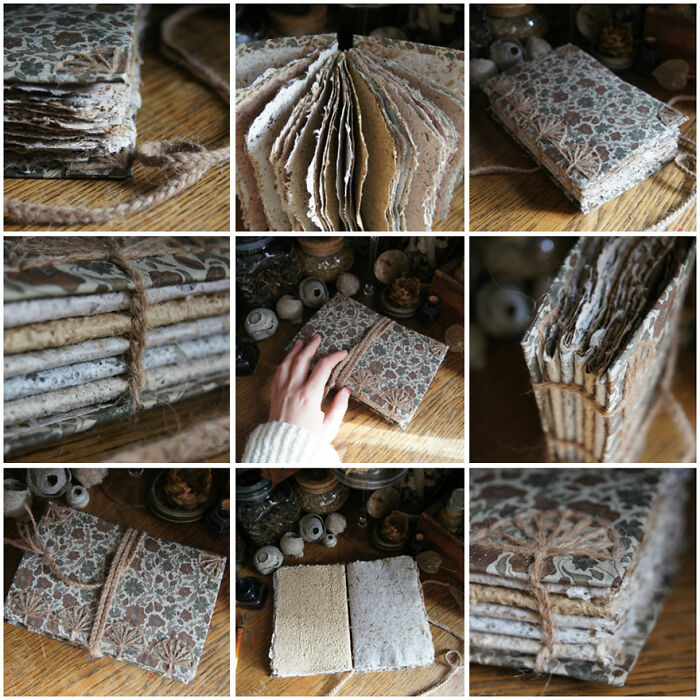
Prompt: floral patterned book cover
<box><xmin>4</xmin><ymin>4</ymin><xmax>148</xmax><ymax>179</ymax></box>
<box><xmin>483</xmin><ymin>44</ymin><xmax>687</xmax><ymax>213</ymax></box>
<box><xmin>4</xmin><ymin>502</ymin><xmax>226</xmax><ymax>683</ymax></box>
<box><xmin>289</xmin><ymin>294</ymin><xmax>448</xmax><ymax>429</ymax></box>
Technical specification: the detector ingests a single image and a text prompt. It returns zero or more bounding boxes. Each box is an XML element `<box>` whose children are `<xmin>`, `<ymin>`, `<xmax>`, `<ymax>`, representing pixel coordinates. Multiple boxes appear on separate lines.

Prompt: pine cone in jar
<box><xmin>164</xmin><ymin>468</ymin><xmax>213</xmax><ymax>510</ymax></box>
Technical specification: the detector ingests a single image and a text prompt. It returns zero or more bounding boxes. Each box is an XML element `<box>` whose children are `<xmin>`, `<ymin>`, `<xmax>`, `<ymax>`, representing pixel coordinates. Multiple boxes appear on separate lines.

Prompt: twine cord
<box><xmin>4</xmin><ymin>7</ymin><xmax>229</xmax><ymax>225</ymax></box>
<box><xmin>471</xmin><ymin>509</ymin><xmax>619</xmax><ymax>675</ymax></box>
<box><xmin>4</xmin><ymin>504</ymin><xmax>144</xmax><ymax>658</ymax></box>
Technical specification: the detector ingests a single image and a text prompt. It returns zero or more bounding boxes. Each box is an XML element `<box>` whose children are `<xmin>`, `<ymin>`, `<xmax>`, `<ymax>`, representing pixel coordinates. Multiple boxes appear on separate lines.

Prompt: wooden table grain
<box><xmin>6</xmin><ymin>386</ymin><xmax>230</xmax><ymax>463</ymax></box>
<box><xmin>235</xmin><ymin>294</ymin><xmax>465</xmax><ymax>464</ymax></box>
<box><xmin>235</xmin><ymin>524</ymin><xmax>464</xmax><ymax>696</ymax></box>
<box><xmin>3</xmin><ymin>478</ymin><xmax>230</xmax><ymax>696</ymax></box>
<box><xmin>469</xmin><ymin>76</ymin><xmax>696</xmax><ymax>232</ymax></box>
<box><xmin>469</xmin><ymin>482</ymin><xmax>696</xmax><ymax>695</ymax></box>
<box><xmin>4</xmin><ymin>6</ymin><xmax>230</xmax><ymax>232</ymax></box>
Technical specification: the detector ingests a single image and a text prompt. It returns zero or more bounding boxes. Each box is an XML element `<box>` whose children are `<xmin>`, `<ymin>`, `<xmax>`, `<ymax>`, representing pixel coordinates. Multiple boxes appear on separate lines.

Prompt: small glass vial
<box><xmin>438</xmin><ymin>488</ymin><xmax>464</xmax><ymax>534</ymax></box>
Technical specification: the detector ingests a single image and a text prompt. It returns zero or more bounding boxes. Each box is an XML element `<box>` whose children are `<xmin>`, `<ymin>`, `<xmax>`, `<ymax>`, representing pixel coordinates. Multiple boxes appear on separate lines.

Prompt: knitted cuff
<box><xmin>241</xmin><ymin>421</ymin><xmax>341</xmax><ymax>464</ymax></box>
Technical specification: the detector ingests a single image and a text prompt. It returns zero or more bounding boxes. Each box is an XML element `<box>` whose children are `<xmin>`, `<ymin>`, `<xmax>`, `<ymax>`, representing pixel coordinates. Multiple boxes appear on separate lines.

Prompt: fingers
<box><xmin>323</xmin><ymin>386</ymin><xmax>351</xmax><ymax>439</ymax></box>
<box><xmin>288</xmin><ymin>334</ymin><xmax>322</xmax><ymax>387</ymax></box>
<box><xmin>306</xmin><ymin>348</ymin><xmax>348</xmax><ymax>399</ymax></box>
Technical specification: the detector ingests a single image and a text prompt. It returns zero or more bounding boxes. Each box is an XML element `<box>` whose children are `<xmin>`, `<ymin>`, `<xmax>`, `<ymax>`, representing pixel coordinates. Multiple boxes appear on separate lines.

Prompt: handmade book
<box><xmin>4</xmin><ymin>4</ymin><xmax>148</xmax><ymax>179</ymax></box>
<box><xmin>269</xmin><ymin>556</ymin><xmax>433</xmax><ymax>677</ymax></box>
<box><xmin>236</xmin><ymin>34</ymin><xmax>464</xmax><ymax>231</ymax></box>
<box><xmin>4</xmin><ymin>502</ymin><xmax>226</xmax><ymax>684</ymax></box>
<box><xmin>289</xmin><ymin>294</ymin><xmax>448</xmax><ymax>429</ymax></box>
<box><xmin>483</xmin><ymin>44</ymin><xmax>687</xmax><ymax>213</ymax></box>
<box><xmin>521</xmin><ymin>236</ymin><xmax>695</xmax><ymax>462</ymax></box>
<box><xmin>470</xmin><ymin>468</ymin><xmax>691</xmax><ymax>686</ymax></box>
<box><xmin>3</xmin><ymin>237</ymin><xmax>230</xmax><ymax>456</ymax></box>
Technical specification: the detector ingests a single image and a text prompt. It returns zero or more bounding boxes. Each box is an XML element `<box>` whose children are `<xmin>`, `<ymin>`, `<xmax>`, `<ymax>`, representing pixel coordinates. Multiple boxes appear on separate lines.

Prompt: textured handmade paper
<box><xmin>270</xmin><ymin>564</ymin><xmax>352</xmax><ymax>677</ymax></box>
<box><xmin>236</xmin><ymin>34</ymin><xmax>463</xmax><ymax>231</ymax></box>
<box><xmin>521</xmin><ymin>237</ymin><xmax>695</xmax><ymax>462</ymax></box>
<box><xmin>4</xmin><ymin>502</ymin><xmax>226</xmax><ymax>683</ymax></box>
<box><xmin>347</xmin><ymin>556</ymin><xmax>434</xmax><ymax>672</ymax></box>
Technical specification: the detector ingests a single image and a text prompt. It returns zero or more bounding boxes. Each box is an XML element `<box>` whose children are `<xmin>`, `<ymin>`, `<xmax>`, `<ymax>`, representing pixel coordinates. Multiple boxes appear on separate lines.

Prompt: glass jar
<box><xmin>438</xmin><ymin>488</ymin><xmax>464</xmax><ymax>534</ymax></box>
<box><xmin>292</xmin><ymin>470</ymin><xmax>349</xmax><ymax>514</ymax></box>
<box><xmin>236</xmin><ymin>237</ymin><xmax>302</xmax><ymax>312</ymax></box>
<box><xmin>296</xmin><ymin>237</ymin><xmax>355</xmax><ymax>282</ymax></box>
<box><xmin>486</xmin><ymin>4</ymin><xmax>547</xmax><ymax>41</ymax></box>
<box><xmin>236</xmin><ymin>470</ymin><xmax>300</xmax><ymax>547</ymax></box>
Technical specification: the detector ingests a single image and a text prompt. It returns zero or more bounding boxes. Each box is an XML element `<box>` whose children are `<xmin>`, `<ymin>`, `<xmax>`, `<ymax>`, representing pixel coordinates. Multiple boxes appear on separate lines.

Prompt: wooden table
<box><xmin>6</xmin><ymin>386</ymin><xmax>230</xmax><ymax>463</ymax></box>
<box><xmin>470</xmin><ymin>75</ymin><xmax>696</xmax><ymax>232</ymax></box>
<box><xmin>4</xmin><ymin>6</ymin><xmax>229</xmax><ymax>232</ymax></box>
<box><xmin>469</xmin><ymin>481</ymin><xmax>697</xmax><ymax>695</ymax></box>
<box><xmin>236</xmin><ymin>519</ymin><xmax>464</xmax><ymax>696</ymax></box>
<box><xmin>3</xmin><ymin>476</ymin><xmax>230</xmax><ymax>696</ymax></box>
<box><xmin>236</xmin><ymin>291</ymin><xmax>465</xmax><ymax>463</ymax></box>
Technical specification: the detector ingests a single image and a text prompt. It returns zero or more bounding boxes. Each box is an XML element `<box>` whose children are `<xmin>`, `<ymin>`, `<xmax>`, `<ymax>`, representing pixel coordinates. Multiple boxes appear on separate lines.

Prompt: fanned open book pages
<box><xmin>269</xmin><ymin>556</ymin><xmax>434</xmax><ymax>677</ymax></box>
<box><xmin>4</xmin><ymin>4</ymin><xmax>147</xmax><ymax>179</ymax></box>
<box><xmin>521</xmin><ymin>237</ymin><xmax>695</xmax><ymax>462</ymax></box>
<box><xmin>483</xmin><ymin>45</ymin><xmax>687</xmax><ymax>213</ymax></box>
<box><xmin>236</xmin><ymin>34</ymin><xmax>464</xmax><ymax>231</ymax></box>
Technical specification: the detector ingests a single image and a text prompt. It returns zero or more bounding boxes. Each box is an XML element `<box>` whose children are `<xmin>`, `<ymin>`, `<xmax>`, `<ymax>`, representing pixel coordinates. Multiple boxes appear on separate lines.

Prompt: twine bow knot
<box><xmin>471</xmin><ymin>508</ymin><xmax>620</xmax><ymax>674</ymax></box>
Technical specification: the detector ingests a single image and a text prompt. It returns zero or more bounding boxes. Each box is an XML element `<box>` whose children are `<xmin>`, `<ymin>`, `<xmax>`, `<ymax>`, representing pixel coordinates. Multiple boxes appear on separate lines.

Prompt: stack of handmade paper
<box><xmin>4</xmin><ymin>4</ymin><xmax>147</xmax><ymax>179</ymax></box>
<box><xmin>236</xmin><ymin>34</ymin><xmax>464</xmax><ymax>231</ymax></box>
<box><xmin>470</xmin><ymin>468</ymin><xmax>690</xmax><ymax>686</ymax></box>
<box><xmin>3</xmin><ymin>237</ymin><xmax>230</xmax><ymax>456</ymax></box>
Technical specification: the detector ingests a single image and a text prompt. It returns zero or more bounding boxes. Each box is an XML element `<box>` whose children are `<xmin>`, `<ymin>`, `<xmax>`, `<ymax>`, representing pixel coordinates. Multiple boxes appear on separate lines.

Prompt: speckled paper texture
<box><xmin>483</xmin><ymin>44</ymin><xmax>686</xmax><ymax>212</ymax></box>
<box><xmin>4</xmin><ymin>315</ymin><xmax>230</xmax><ymax>378</ymax></box>
<box><xmin>5</xmin><ymin>333</ymin><xmax>230</xmax><ymax>400</ymax></box>
<box><xmin>4</xmin><ymin>279</ymin><xmax>229</xmax><ymax>327</ymax></box>
<box><xmin>4</xmin><ymin>502</ymin><xmax>226</xmax><ymax>683</ymax></box>
<box><xmin>4</xmin><ymin>374</ymin><xmax>229</xmax><ymax>456</ymax></box>
<box><xmin>290</xmin><ymin>294</ymin><xmax>447</xmax><ymax>429</ymax></box>
<box><xmin>236</xmin><ymin>34</ymin><xmax>463</xmax><ymax>230</ymax></box>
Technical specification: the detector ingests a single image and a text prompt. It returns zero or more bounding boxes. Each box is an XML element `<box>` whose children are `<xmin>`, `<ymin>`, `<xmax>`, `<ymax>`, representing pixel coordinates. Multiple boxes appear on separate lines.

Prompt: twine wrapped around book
<box><xmin>323</xmin><ymin>316</ymin><xmax>394</xmax><ymax>398</ymax></box>
<box><xmin>470</xmin><ymin>509</ymin><xmax>620</xmax><ymax>675</ymax></box>
<box><xmin>4</xmin><ymin>504</ymin><xmax>145</xmax><ymax>658</ymax></box>
<box><xmin>5</xmin><ymin>237</ymin><xmax>217</xmax><ymax>413</ymax></box>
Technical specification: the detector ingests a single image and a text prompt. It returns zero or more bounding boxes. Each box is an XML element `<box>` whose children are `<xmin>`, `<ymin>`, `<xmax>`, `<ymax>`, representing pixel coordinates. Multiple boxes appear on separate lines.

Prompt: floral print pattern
<box><xmin>290</xmin><ymin>294</ymin><xmax>448</xmax><ymax>429</ymax></box>
<box><xmin>484</xmin><ymin>44</ymin><xmax>687</xmax><ymax>189</ymax></box>
<box><xmin>4</xmin><ymin>505</ymin><xmax>226</xmax><ymax>684</ymax></box>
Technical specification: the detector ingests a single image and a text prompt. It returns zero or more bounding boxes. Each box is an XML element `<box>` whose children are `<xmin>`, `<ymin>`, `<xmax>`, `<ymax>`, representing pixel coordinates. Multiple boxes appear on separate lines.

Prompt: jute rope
<box><xmin>470</xmin><ymin>509</ymin><xmax>619</xmax><ymax>675</ymax></box>
<box><xmin>323</xmin><ymin>316</ymin><xmax>393</xmax><ymax>398</ymax></box>
<box><xmin>4</xmin><ymin>504</ymin><xmax>144</xmax><ymax>658</ymax></box>
<box><xmin>4</xmin><ymin>7</ymin><xmax>229</xmax><ymax>225</ymax></box>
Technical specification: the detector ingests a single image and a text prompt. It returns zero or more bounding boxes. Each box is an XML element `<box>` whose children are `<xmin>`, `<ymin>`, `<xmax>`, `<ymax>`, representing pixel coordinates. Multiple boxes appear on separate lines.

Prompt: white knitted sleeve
<box><xmin>241</xmin><ymin>421</ymin><xmax>341</xmax><ymax>464</ymax></box>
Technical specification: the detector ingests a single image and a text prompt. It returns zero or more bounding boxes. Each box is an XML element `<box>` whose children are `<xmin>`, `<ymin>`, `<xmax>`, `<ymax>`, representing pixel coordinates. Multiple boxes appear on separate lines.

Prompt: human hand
<box><xmin>269</xmin><ymin>334</ymin><xmax>351</xmax><ymax>441</ymax></box>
